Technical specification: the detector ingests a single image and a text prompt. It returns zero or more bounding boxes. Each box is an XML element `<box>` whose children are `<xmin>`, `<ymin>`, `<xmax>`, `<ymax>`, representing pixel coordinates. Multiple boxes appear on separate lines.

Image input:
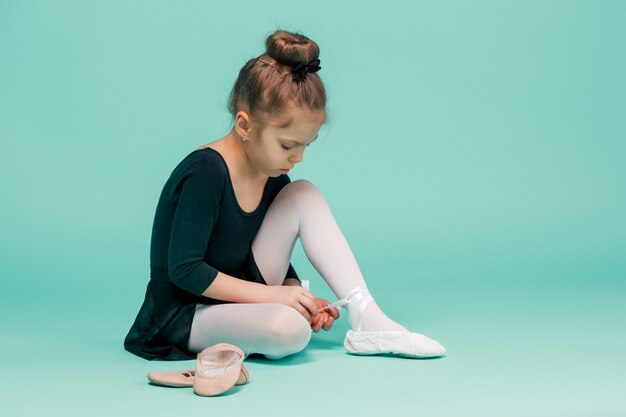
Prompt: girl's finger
<box><xmin>303</xmin><ymin>297</ymin><xmax>319</xmax><ymax>318</ymax></box>
<box><xmin>296</xmin><ymin>304</ymin><xmax>311</xmax><ymax>322</ymax></box>
<box><xmin>319</xmin><ymin>316</ymin><xmax>328</xmax><ymax>331</ymax></box>
<box><xmin>312</xmin><ymin>316</ymin><xmax>322</xmax><ymax>332</ymax></box>
<box><xmin>322</xmin><ymin>317</ymin><xmax>334</xmax><ymax>331</ymax></box>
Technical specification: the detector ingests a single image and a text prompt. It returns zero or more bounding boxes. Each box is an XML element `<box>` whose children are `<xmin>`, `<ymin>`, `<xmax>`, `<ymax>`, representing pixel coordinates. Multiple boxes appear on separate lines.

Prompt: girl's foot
<box><xmin>340</xmin><ymin>286</ymin><xmax>447</xmax><ymax>358</ymax></box>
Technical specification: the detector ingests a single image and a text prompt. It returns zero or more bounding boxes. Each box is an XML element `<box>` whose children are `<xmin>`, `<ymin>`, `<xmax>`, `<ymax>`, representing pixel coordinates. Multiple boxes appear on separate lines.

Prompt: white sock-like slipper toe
<box><xmin>344</xmin><ymin>330</ymin><xmax>447</xmax><ymax>358</ymax></box>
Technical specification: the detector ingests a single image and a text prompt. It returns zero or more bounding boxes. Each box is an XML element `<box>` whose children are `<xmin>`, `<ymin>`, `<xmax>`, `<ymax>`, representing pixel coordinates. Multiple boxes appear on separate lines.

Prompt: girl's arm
<box><xmin>201</xmin><ymin>271</ymin><xmax>270</xmax><ymax>303</ymax></box>
<box><xmin>282</xmin><ymin>278</ymin><xmax>301</xmax><ymax>286</ymax></box>
<box><xmin>203</xmin><ymin>272</ymin><xmax>318</xmax><ymax>321</ymax></box>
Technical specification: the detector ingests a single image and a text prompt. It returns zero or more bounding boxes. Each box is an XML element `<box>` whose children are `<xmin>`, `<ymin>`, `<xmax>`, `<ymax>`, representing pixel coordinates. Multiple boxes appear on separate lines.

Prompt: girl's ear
<box><xmin>234</xmin><ymin>111</ymin><xmax>251</xmax><ymax>138</ymax></box>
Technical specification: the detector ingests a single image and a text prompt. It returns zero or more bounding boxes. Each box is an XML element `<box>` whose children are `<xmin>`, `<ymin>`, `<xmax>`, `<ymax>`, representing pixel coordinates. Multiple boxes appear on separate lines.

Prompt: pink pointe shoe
<box><xmin>321</xmin><ymin>286</ymin><xmax>447</xmax><ymax>358</ymax></box>
<box><xmin>192</xmin><ymin>343</ymin><xmax>247</xmax><ymax>396</ymax></box>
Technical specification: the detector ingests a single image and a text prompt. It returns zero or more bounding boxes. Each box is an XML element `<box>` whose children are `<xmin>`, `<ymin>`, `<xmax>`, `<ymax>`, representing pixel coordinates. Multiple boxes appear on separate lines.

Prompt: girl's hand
<box><xmin>262</xmin><ymin>285</ymin><xmax>318</xmax><ymax>321</ymax></box>
<box><xmin>309</xmin><ymin>298</ymin><xmax>340</xmax><ymax>333</ymax></box>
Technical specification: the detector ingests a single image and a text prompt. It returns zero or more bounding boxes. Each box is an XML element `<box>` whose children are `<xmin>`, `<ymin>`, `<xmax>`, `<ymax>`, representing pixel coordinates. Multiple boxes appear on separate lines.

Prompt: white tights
<box><xmin>187</xmin><ymin>180</ymin><xmax>408</xmax><ymax>360</ymax></box>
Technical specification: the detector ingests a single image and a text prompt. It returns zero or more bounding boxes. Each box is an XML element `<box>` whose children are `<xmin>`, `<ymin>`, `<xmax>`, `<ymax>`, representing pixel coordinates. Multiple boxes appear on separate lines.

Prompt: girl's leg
<box><xmin>252</xmin><ymin>179</ymin><xmax>409</xmax><ymax>333</ymax></box>
<box><xmin>187</xmin><ymin>302</ymin><xmax>312</xmax><ymax>360</ymax></box>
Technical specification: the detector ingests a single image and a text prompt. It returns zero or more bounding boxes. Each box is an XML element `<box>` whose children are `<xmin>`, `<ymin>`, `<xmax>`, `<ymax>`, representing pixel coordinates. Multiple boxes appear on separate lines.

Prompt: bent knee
<box><xmin>284</xmin><ymin>179</ymin><xmax>319</xmax><ymax>193</ymax></box>
<box><xmin>280</xmin><ymin>179</ymin><xmax>323</xmax><ymax>204</ymax></box>
<box><xmin>289</xmin><ymin>178</ymin><xmax>317</xmax><ymax>189</ymax></box>
<box><xmin>266</xmin><ymin>305</ymin><xmax>312</xmax><ymax>350</ymax></box>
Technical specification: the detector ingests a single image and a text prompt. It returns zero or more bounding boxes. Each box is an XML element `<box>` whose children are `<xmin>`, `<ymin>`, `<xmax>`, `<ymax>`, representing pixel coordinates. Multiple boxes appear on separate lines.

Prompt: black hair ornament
<box><xmin>291</xmin><ymin>59</ymin><xmax>321</xmax><ymax>82</ymax></box>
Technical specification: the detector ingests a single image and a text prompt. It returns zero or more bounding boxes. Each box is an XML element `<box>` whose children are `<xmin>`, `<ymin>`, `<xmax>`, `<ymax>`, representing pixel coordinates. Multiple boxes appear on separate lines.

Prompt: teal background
<box><xmin>1</xmin><ymin>1</ymin><xmax>625</xmax><ymax>416</ymax></box>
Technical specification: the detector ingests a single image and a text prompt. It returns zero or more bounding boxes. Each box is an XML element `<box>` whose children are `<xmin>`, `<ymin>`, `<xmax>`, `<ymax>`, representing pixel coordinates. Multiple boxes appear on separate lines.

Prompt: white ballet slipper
<box><xmin>344</xmin><ymin>329</ymin><xmax>447</xmax><ymax>358</ymax></box>
<box><xmin>322</xmin><ymin>285</ymin><xmax>447</xmax><ymax>358</ymax></box>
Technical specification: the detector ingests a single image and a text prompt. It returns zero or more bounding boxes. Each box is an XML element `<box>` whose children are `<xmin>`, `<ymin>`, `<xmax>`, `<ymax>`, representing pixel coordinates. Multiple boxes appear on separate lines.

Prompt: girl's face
<box><xmin>246</xmin><ymin>107</ymin><xmax>325</xmax><ymax>177</ymax></box>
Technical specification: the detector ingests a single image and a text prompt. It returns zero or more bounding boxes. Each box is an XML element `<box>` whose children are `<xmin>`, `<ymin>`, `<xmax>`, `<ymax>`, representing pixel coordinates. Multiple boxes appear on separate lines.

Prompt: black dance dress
<box><xmin>124</xmin><ymin>147</ymin><xmax>300</xmax><ymax>360</ymax></box>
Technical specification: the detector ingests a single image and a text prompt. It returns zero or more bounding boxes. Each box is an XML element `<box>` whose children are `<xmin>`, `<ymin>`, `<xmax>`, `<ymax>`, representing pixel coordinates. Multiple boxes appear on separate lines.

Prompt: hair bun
<box><xmin>227</xmin><ymin>29</ymin><xmax>326</xmax><ymax>122</ymax></box>
<box><xmin>265</xmin><ymin>30</ymin><xmax>320</xmax><ymax>67</ymax></box>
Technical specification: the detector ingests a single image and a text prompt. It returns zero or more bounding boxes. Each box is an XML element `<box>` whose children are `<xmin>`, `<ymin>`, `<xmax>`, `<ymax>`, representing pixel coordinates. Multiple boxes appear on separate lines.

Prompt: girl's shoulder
<box><xmin>176</xmin><ymin>146</ymin><xmax>227</xmax><ymax>173</ymax></box>
<box><xmin>164</xmin><ymin>146</ymin><xmax>229</xmax><ymax>191</ymax></box>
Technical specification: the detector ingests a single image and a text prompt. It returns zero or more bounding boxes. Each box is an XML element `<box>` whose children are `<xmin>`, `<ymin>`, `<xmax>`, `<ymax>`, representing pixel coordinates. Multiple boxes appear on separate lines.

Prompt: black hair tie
<box><xmin>291</xmin><ymin>59</ymin><xmax>321</xmax><ymax>82</ymax></box>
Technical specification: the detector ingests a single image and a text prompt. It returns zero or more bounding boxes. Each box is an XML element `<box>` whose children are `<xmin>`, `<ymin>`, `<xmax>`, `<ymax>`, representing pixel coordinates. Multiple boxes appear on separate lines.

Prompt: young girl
<box><xmin>124</xmin><ymin>29</ymin><xmax>446</xmax><ymax>361</ymax></box>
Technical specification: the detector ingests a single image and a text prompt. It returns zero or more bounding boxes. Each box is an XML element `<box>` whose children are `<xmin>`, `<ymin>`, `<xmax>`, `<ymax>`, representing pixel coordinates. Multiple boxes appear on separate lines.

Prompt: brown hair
<box><xmin>227</xmin><ymin>29</ymin><xmax>329</xmax><ymax>132</ymax></box>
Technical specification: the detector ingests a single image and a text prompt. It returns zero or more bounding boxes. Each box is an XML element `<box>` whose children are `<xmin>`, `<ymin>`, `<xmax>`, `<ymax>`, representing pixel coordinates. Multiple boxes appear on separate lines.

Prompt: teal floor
<box><xmin>3</xmin><ymin>279</ymin><xmax>624</xmax><ymax>417</ymax></box>
<box><xmin>2</xmin><ymin>1</ymin><xmax>625</xmax><ymax>415</ymax></box>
